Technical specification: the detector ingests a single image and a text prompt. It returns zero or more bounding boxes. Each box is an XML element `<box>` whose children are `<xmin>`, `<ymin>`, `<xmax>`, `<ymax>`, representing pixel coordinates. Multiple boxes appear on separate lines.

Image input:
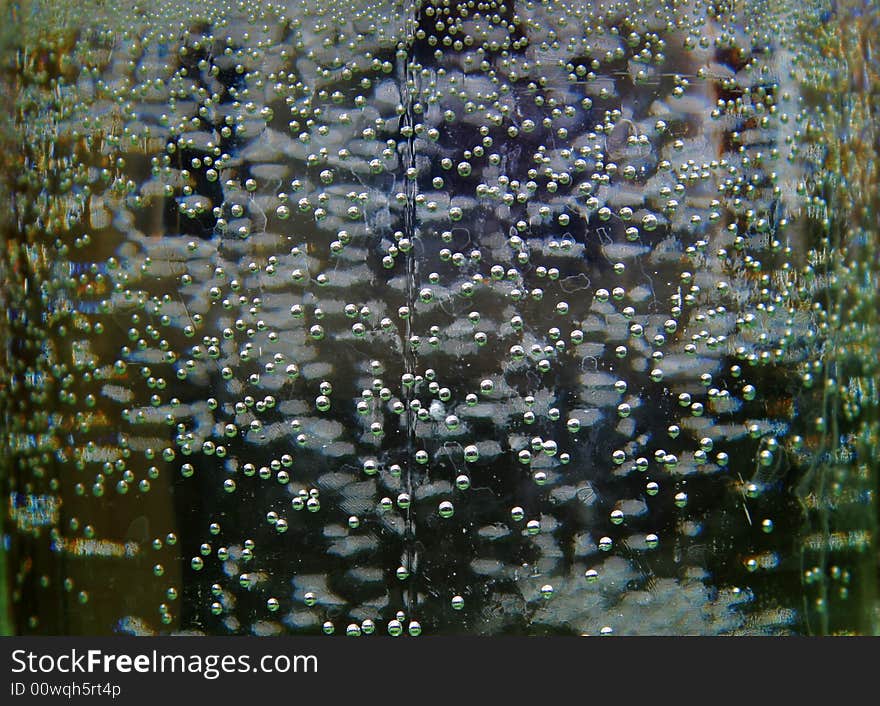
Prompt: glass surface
<box><xmin>1</xmin><ymin>0</ymin><xmax>877</xmax><ymax>635</ymax></box>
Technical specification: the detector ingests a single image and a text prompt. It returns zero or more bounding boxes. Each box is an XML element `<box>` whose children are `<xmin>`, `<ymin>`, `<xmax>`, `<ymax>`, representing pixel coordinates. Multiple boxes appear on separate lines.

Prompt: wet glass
<box><xmin>0</xmin><ymin>0</ymin><xmax>877</xmax><ymax>636</ymax></box>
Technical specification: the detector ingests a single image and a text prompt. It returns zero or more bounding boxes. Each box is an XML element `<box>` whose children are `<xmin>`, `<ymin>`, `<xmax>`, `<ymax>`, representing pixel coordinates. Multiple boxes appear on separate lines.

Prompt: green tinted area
<box><xmin>0</xmin><ymin>0</ymin><xmax>877</xmax><ymax>635</ymax></box>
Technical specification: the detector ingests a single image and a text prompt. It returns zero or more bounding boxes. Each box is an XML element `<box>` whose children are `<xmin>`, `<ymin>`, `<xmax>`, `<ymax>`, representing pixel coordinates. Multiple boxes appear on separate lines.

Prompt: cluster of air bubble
<box><xmin>1</xmin><ymin>0</ymin><xmax>876</xmax><ymax>636</ymax></box>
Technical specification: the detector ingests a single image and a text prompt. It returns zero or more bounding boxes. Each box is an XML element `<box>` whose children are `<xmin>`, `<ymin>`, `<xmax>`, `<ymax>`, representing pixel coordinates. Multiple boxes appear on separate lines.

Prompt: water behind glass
<box><xmin>0</xmin><ymin>0</ymin><xmax>877</xmax><ymax>636</ymax></box>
